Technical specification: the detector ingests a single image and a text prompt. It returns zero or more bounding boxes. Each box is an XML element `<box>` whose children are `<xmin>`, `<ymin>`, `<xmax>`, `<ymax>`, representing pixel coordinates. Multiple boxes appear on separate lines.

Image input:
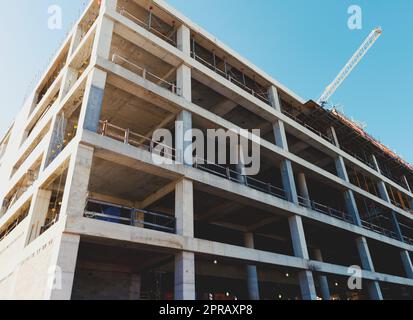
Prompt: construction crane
<box><xmin>317</xmin><ymin>27</ymin><xmax>382</xmax><ymax>106</ymax></box>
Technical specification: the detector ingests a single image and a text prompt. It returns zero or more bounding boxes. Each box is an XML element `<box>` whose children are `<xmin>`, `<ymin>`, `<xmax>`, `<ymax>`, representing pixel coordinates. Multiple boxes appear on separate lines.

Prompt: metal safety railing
<box><xmin>297</xmin><ymin>195</ymin><xmax>354</xmax><ymax>223</ymax></box>
<box><xmin>281</xmin><ymin>110</ymin><xmax>334</xmax><ymax>145</ymax></box>
<box><xmin>112</xmin><ymin>54</ymin><xmax>181</xmax><ymax>96</ymax></box>
<box><xmin>191</xmin><ymin>51</ymin><xmax>270</xmax><ymax>105</ymax></box>
<box><xmin>84</xmin><ymin>199</ymin><xmax>176</xmax><ymax>233</ymax></box>
<box><xmin>117</xmin><ymin>7</ymin><xmax>177</xmax><ymax>46</ymax></box>
<box><xmin>361</xmin><ymin>219</ymin><xmax>399</xmax><ymax>240</ymax></box>
<box><xmin>194</xmin><ymin>157</ymin><xmax>287</xmax><ymax>200</ymax></box>
<box><xmin>99</xmin><ymin>120</ymin><xmax>176</xmax><ymax>160</ymax></box>
<box><xmin>97</xmin><ymin>121</ymin><xmax>413</xmax><ymax>243</ymax></box>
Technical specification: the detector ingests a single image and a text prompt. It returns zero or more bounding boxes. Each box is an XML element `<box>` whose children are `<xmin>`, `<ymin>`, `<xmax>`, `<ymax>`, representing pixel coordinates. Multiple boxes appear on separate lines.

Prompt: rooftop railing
<box><xmin>117</xmin><ymin>7</ymin><xmax>177</xmax><ymax>47</ymax></box>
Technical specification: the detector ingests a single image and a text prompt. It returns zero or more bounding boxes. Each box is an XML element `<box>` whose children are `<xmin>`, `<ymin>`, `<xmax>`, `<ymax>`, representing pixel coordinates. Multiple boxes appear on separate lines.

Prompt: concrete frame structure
<box><xmin>0</xmin><ymin>0</ymin><xmax>413</xmax><ymax>300</ymax></box>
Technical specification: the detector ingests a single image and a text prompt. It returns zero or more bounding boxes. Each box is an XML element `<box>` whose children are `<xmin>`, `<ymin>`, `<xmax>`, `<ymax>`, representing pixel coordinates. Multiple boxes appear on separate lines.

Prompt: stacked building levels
<box><xmin>0</xmin><ymin>0</ymin><xmax>413</xmax><ymax>300</ymax></box>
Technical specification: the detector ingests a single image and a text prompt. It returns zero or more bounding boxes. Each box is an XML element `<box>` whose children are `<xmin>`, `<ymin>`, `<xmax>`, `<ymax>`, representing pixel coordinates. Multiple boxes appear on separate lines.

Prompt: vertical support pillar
<box><xmin>129</xmin><ymin>274</ymin><xmax>142</xmax><ymax>300</ymax></box>
<box><xmin>175</xmin><ymin>179</ymin><xmax>194</xmax><ymax>237</ymax></box>
<box><xmin>101</xmin><ymin>0</ymin><xmax>118</xmax><ymax>13</ymax></box>
<box><xmin>329</xmin><ymin>126</ymin><xmax>340</xmax><ymax>148</ymax></box>
<box><xmin>355</xmin><ymin>236</ymin><xmax>383</xmax><ymax>300</ymax></box>
<box><xmin>402</xmin><ymin>176</ymin><xmax>412</xmax><ymax>193</ymax></box>
<box><xmin>91</xmin><ymin>14</ymin><xmax>114</xmax><ymax>63</ymax></box>
<box><xmin>45</xmin><ymin>233</ymin><xmax>80</xmax><ymax>300</ymax></box>
<box><xmin>175</xmin><ymin>111</ymin><xmax>192</xmax><ymax>165</ymax></box>
<box><xmin>244</xmin><ymin>233</ymin><xmax>260</xmax><ymax>300</ymax></box>
<box><xmin>42</xmin><ymin>114</ymin><xmax>68</xmax><ymax>170</ymax></box>
<box><xmin>78</xmin><ymin>68</ymin><xmax>107</xmax><ymax>133</ymax></box>
<box><xmin>177</xmin><ymin>24</ymin><xmax>191</xmax><ymax>56</ymax></box>
<box><xmin>268</xmin><ymin>86</ymin><xmax>298</xmax><ymax>204</ymax></box>
<box><xmin>59</xmin><ymin>67</ymin><xmax>79</xmax><ymax>101</ymax></box>
<box><xmin>400</xmin><ymin>250</ymin><xmax>413</xmax><ymax>279</ymax></box>
<box><xmin>330</xmin><ymin>128</ymin><xmax>362</xmax><ymax>226</ymax></box>
<box><xmin>372</xmin><ymin>155</ymin><xmax>404</xmax><ymax>241</ymax></box>
<box><xmin>59</xmin><ymin>144</ymin><xmax>94</xmax><ymax>218</ymax></box>
<box><xmin>297</xmin><ymin>172</ymin><xmax>311</xmax><ymax>207</ymax></box>
<box><xmin>174</xmin><ymin>178</ymin><xmax>195</xmax><ymax>300</ymax></box>
<box><xmin>175</xmin><ymin>251</ymin><xmax>196</xmax><ymax>300</ymax></box>
<box><xmin>177</xmin><ymin>64</ymin><xmax>192</xmax><ymax>101</ymax></box>
<box><xmin>234</xmin><ymin>144</ymin><xmax>246</xmax><ymax>184</ymax></box>
<box><xmin>25</xmin><ymin>189</ymin><xmax>52</xmax><ymax>244</ymax></box>
<box><xmin>313</xmin><ymin>249</ymin><xmax>331</xmax><ymax>300</ymax></box>
<box><xmin>68</xmin><ymin>25</ymin><xmax>83</xmax><ymax>57</ymax></box>
<box><xmin>289</xmin><ymin>215</ymin><xmax>317</xmax><ymax>300</ymax></box>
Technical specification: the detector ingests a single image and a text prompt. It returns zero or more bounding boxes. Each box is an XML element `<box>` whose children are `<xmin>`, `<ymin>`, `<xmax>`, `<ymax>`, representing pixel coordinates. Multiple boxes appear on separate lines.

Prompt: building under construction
<box><xmin>1</xmin><ymin>0</ymin><xmax>413</xmax><ymax>300</ymax></box>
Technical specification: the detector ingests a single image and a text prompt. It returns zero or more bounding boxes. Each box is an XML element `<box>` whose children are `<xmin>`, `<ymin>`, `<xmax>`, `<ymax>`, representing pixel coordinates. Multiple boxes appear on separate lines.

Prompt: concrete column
<box><xmin>313</xmin><ymin>249</ymin><xmax>331</xmax><ymax>300</ymax></box>
<box><xmin>177</xmin><ymin>64</ymin><xmax>192</xmax><ymax>101</ymax></box>
<box><xmin>59</xmin><ymin>67</ymin><xmax>79</xmax><ymax>101</ymax></box>
<box><xmin>175</xmin><ymin>179</ymin><xmax>194</xmax><ymax>237</ymax></box>
<box><xmin>371</xmin><ymin>154</ymin><xmax>381</xmax><ymax>173</ymax></box>
<box><xmin>343</xmin><ymin>190</ymin><xmax>362</xmax><ymax>226</ymax></box>
<box><xmin>289</xmin><ymin>215</ymin><xmax>317</xmax><ymax>300</ymax></box>
<box><xmin>268</xmin><ymin>85</ymin><xmax>282</xmax><ymax>112</ymax></box>
<box><xmin>175</xmin><ymin>251</ymin><xmax>196</xmax><ymax>300</ymax></box>
<box><xmin>329</xmin><ymin>126</ymin><xmax>340</xmax><ymax>148</ymax></box>
<box><xmin>280</xmin><ymin>160</ymin><xmax>298</xmax><ymax>204</ymax></box>
<box><xmin>268</xmin><ymin>86</ymin><xmax>298</xmax><ymax>204</ymax></box>
<box><xmin>400</xmin><ymin>250</ymin><xmax>413</xmax><ymax>279</ymax></box>
<box><xmin>297</xmin><ymin>172</ymin><xmax>311</xmax><ymax>207</ymax></box>
<box><xmin>335</xmin><ymin>156</ymin><xmax>349</xmax><ymax>182</ymax></box>
<box><xmin>68</xmin><ymin>25</ymin><xmax>83</xmax><ymax>57</ymax></box>
<box><xmin>129</xmin><ymin>274</ymin><xmax>142</xmax><ymax>300</ymax></box>
<box><xmin>402</xmin><ymin>176</ymin><xmax>412</xmax><ymax>193</ymax></box>
<box><xmin>78</xmin><ymin>68</ymin><xmax>107</xmax><ymax>133</ymax></box>
<box><xmin>177</xmin><ymin>24</ymin><xmax>191</xmax><ymax>56</ymax></box>
<box><xmin>59</xmin><ymin>144</ymin><xmax>94</xmax><ymax>218</ymax></box>
<box><xmin>45</xmin><ymin>233</ymin><xmax>80</xmax><ymax>300</ymax></box>
<box><xmin>25</xmin><ymin>189</ymin><xmax>52</xmax><ymax>244</ymax></box>
<box><xmin>42</xmin><ymin>113</ymin><xmax>68</xmax><ymax>169</ymax></box>
<box><xmin>371</xmin><ymin>155</ymin><xmax>404</xmax><ymax>241</ymax></box>
<box><xmin>101</xmin><ymin>0</ymin><xmax>118</xmax><ymax>13</ymax></box>
<box><xmin>234</xmin><ymin>144</ymin><xmax>246</xmax><ymax>184</ymax></box>
<box><xmin>175</xmin><ymin>110</ymin><xmax>193</xmax><ymax>165</ymax></box>
<box><xmin>244</xmin><ymin>233</ymin><xmax>260</xmax><ymax>300</ymax></box>
<box><xmin>91</xmin><ymin>16</ymin><xmax>114</xmax><ymax>62</ymax></box>
<box><xmin>390</xmin><ymin>211</ymin><xmax>404</xmax><ymax>242</ymax></box>
<box><xmin>355</xmin><ymin>236</ymin><xmax>383</xmax><ymax>300</ymax></box>
<box><xmin>272</xmin><ymin>120</ymin><xmax>289</xmax><ymax>151</ymax></box>
<box><xmin>334</xmin><ymin>152</ymin><xmax>362</xmax><ymax>226</ymax></box>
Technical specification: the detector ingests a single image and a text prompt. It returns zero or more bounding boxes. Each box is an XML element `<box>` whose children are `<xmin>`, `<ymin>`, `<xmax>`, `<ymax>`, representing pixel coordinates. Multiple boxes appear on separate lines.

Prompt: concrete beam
<box><xmin>81</xmin><ymin>130</ymin><xmax>413</xmax><ymax>252</ymax></box>
<box><xmin>140</xmin><ymin>180</ymin><xmax>177</xmax><ymax>209</ymax></box>
<box><xmin>65</xmin><ymin>216</ymin><xmax>413</xmax><ymax>287</ymax></box>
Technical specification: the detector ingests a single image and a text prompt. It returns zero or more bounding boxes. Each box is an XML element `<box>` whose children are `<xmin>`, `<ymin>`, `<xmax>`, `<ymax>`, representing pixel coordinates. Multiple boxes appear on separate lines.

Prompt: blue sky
<box><xmin>0</xmin><ymin>0</ymin><xmax>412</xmax><ymax>163</ymax></box>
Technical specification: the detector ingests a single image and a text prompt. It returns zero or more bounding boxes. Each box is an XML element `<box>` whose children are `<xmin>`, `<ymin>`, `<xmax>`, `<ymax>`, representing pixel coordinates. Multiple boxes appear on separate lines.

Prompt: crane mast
<box><xmin>318</xmin><ymin>28</ymin><xmax>382</xmax><ymax>105</ymax></box>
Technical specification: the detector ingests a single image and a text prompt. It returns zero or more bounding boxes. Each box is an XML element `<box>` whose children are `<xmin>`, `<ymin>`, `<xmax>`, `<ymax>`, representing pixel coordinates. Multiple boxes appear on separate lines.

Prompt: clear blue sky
<box><xmin>1</xmin><ymin>0</ymin><xmax>412</xmax><ymax>163</ymax></box>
